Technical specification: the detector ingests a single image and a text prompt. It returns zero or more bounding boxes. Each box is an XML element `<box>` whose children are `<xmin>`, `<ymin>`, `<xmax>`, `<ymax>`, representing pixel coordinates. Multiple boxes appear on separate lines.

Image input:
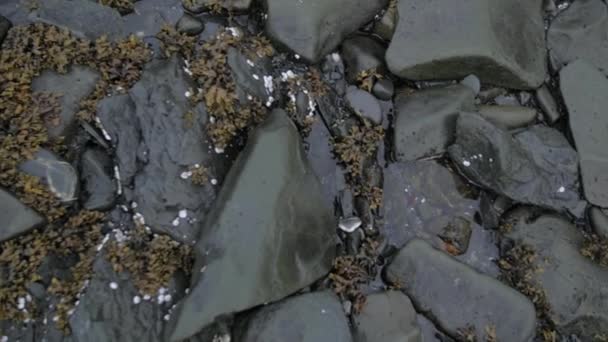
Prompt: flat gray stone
<box><xmin>31</xmin><ymin>0</ymin><xmax>126</xmax><ymax>40</ymax></box>
<box><xmin>394</xmin><ymin>84</ymin><xmax>475</xmax><ymax>161</ymax></box>
<box><xmin>477</xmin><ymin>105</ymin><xmax>536</xmax><ymax>129</ymax></box>
<box><xmin>169</xmin><ymin>110</ymin><xmax>336</xmax><ymax>341</ymax></box>
<box><xmin>386</xmin><ymin>239</ymin><xmax>536</xmax><ymax>341</ymax></box>
<box><xmin>81</xmin><ymin>147</ymin><xmax>116</xmax><ymax>211</ymax></box>
<box><xmin>503</xmin><ymin>210</ymin><xmax>608</xmax><ymax>338</ymax></box>
<box><xmin>352</xmin><ymin>291</ymin><xmax>421</xmax><ymax>342</ymax></box>
<box><xmin>589</xmin><ymin>207</ymin><xmax>608</xmax><ymax>239</ymax></box>
<box><xmin>0</xmin><ymin>188</ymin><xmax>44</xmax><ymax>242</ymax></box>
<box><xmin>560</xmin><ymin>60</ymin><xmax>608</xmax><ymax>207</ymax></box>
<box><xmin>19</xmin><ymin>149</ymin><xmax>78</xmax><ymax>202</ymax></box>
<box><xmin>237</xmin><ymin>292</ymin><xmax>352</xmax><ymax>342</ymax></box>
<box><xmin>386</xmin><ymin>0</ymin><xmax>546</xmax><ymax>89</ymax></box>
<box><xmin>460</xmin><ymin>74</ymin><xmax>481</xmax><ymax>95</ymax></box>
<box><xmin>346</xmin><ymin>86</ymin><xmax>382</xmax><ymax>124</ymax></box>
<box><xmin>32</xmin><ymin>65</ymin><xmax>100</xmax><ymax>141</ymax></box>
<box><xmin>372</xmin><ymin>78</ymin><xmax>394</xmax><ymax>101</ymax></box>
<box><xmin>264</xmin><ymin>0</ymin><xmax>388</xmax><ymax>63</ymax></box>
<box><xmin>341</xmin><ymin>35</ymin><xmax>386</xmax><ymax>82</ymax></box>
<box><xmin>548</xmin><ymin>0</ymin><xmax>608</xmax><ymax>74</ymax></box>
<box><xmin>373</xmin><ymin>4</ymin><xmax>397</xmax><ymax>41</ymax></box>
<box><xmin>535</xmin><ymin>85</ymin><xmax>561</xmax><ymax>123</ymax></box>
<box><xmin>449</xmin><ymin>113</ymin><xmax>585</xmax><ymax>217</ymax></box>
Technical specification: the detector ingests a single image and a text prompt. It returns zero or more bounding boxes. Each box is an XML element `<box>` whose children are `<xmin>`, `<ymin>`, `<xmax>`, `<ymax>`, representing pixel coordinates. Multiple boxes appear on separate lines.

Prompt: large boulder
<box><xmin>560</xmin><ymin>60</ymin><xmax>608</xmax><ymax>207</ymax></box>
<box><xmin>503</xmin><ymin>210</ymin><xmax>608</xmax><ymax>338</ymax></box>
<box><xmin>386</xmin><ymin>0</ymin><xmax>546</xmax><ymax>89</ymax></box>
<box><xmin>448</xmin><ymin>113</ymin><xmax>585</xmax><ymax>217</ymax></box>
<box><xmin>169</xmin><ymin>109</ymin><xmax>336</xmax><ymax>341</ymax></box>
<box><xmin>264</xmin><ymin>0</ymin><xmax>388</xmax><ymax>63</ymax></box>
<box><xmin>0</xmin><ymin>188</ymin><xmax>44</xmax><ymax>242</ymax></box>
<box><xmin>548</xmin><ymin>0</ymin><xmax>608</xmax><ymax>74</ymax></box>
<box><xmin>236</xmin><ymin>292</ymin><xmax>352</xmax><ymax>342</ymax></box>
<box><xmin>386</xmin><ymin>239</ymin><xmax>536</xmax><ymax>341</ymax></box>
<box><xmin>394</xmin><ymin>84</ymin><xmax>475</xmax><ymax>161</ymax></box>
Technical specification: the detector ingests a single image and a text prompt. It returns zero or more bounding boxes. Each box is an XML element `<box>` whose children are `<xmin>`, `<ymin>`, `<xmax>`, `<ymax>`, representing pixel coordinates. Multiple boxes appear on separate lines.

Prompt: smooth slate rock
<box><xmin>176</xmin><ymin>14</ymin><xmax>204</xmax><ymax>35</ymax></box>
<box><xmin>548</xmin><ymin>0</ymin><xmax>608</xmax><ymax>74</ymax></box>
<box><xmin>477</xmin><ymin>105</ymin><xmax>537</xmax><ymax>129</ymax></box>
<box><xmin>81</xmin><ymin>148</ymin><xmax>116</xmax><ymax>211</ymax></box>
<box><xmin>386</xmin><ymin>0</ymin><xmax>546</xmax><ymax>89</ymax></box>
<box><xmin>0</xmin><ymin>188</ymin><xmax>44</xmax><ymax>242</ymax></box>
<box><xmin>264</xmin><ymin>0</ymin><xmax>388</xmax><ymax>63</ymax></box>
<box><xmin>560</xmin><ymin>60</ymin><xmax>608</xmax><ymax>207</ymax></box>
<box><xmin>0</xmin><ymin>15</ymin><xmax>11</xmax><ymax>46</ymax></box>
<box><xmin>386</xmin><ymin>239</ymin><xmax>536</xmax><ymax>341</ymax></box>
<box><xmin>19</xmin><ymin>149</ymin><xmax>78</xmax><ymax>202</ymax></box>
<box><xmin>304</xmin><ymin>118</ymin><xmax>341</xmax><ymax>207</ymax></box>
<box><xmin>372</xmin><ymin>78</ymin><xmax>394</xmax><ymax>101</ymax></box>
<box><xmin>341</xmin><ymin>35</ymin><xmax>386</xmax><ymax>82</ymax></box>
<box><xmin>535</xmin><ymin>85</ymin><xmax>561</xmax><ymax>123</ymax></box>
<box><xmin>352</xmin><ymin>291</ymin><xmax>421</xmax><ymax>342</ymax></box>
<box><xmin>589</xmin><ymin>207</ymin><xmax>608</xmax><ymax>239</ymax></box>
<box><xmin>394</xmin><ymin>84</ymin><xmax>475</xmax><ymax>161</ymax></box>
<box><xmin>373</xmin><ymin>3</ymin><xmax>396</xmax><ymax>41</ymax></box>
<box><xmin>346</xmin><ymin>86</ymin><xmax>382</xmax><ymax>124</ymax></box>
<box><xmin>32</xmin><ymin>65</ymin><xmax>100</xmax><ymax>141</ymax></box>
<box><xmin>503</xmin><ymin>211</ymin><xmax>608</xmax><ymax>338</ymax></box>
<box><xmin>460</xmin><ymin>74</ymin><xmax>481</xmax><ymax>95</ymax></box>
<box><xmin>170</xmin><ymin>109</ymin><xmax>336</xmax><ymax>341</ymax></box>
<box><xmin>31</xmin><ymin>0</ymin><xmax>126</xmax><ymax>40</ymax></box>
<box><xmin>98</xmin><ymin>56</ymin><xmax>227</xmax><ymax>243</ymax></box>
<box><xmin>449</xmin><ymin>113</ymin><xmax>584</xmax><ymax>217</ymax></box>
<box><xmin>237</xmin><ymin>292</ymin><xmax>352</xmax><ymax>342</ymax></box>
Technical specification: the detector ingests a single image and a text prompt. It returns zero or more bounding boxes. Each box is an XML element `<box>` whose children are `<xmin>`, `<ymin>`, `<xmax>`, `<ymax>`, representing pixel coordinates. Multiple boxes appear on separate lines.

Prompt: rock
<box><xmin>345</xmin><ymin>86</ymin><xmax>382</xmax><ymax>124</ymax></box>
<box><xmin>477</xmin><ymin>105</ymin><xmax>536</xmax><ymax>129</ymax></box>
<box><xmin>589</xmin><ymin>207</ymin><xmax>608</xmax><ymax>239</ymax></box>
<box><xmin>548</xmin><ymin>0</ymin><xmax>608</xmax><ymax>73</ymax></box>
<box><xmin>31</xmin><ymin>0</ymin><xmax>126</xmax><ymax>40</ymax></box>
<box><xmin>123</xmin><ymin>0</ymin><xmax>183</xmax><ymax>39</ymax></box>
<box><xmin>437</xmin><ymin>216</ymin><xmax>472</xmax><ymax>256</ymax></box>
<box><xmin>535</xmin><ymin>85</ymin><xmax>561</xmax><ymax>123</ymax></box>
<box><xmin>236</xmin><ymin>292</ymin><xmax>352</xmax><ymax>342</ymax></box>
<box><xmin>543</xmin><ymin>0</ymin><xmax>557</xmax><ymax>15</ymax></box>
<box><xmin>0</xmin><ymin>188</ymin><xmax>44</xmax><ymax>242</ymax></box>
<box><xmin>386</xmin><ymin>239</ymin><xmax>536</xmax><ymax>341</ymax></box>
<box><xmin>448</xmin><ymin>113</ymin><xmax>585</xmax><ymax>217</ymax></box>
<box><xmin>386</xmin><ymin>0</ymin><xmax>546</xmax><ymax>89</ymax></box>
<box><xmin>394</xmin><ymin>84</ymin><xmax>475</xmax><ymax>161</ymax></box>
<box><xmin>19</xmin><ymin>149</ymin><xmax>78</xmax><ymax>202</ymax></box>
<box><xmin>227</xmin><ymin>47</ymin><xmax>274</xmax><ymax>105</ymax></box>
<box><xmin>169</xmin><ymin>109</ymin><xmax>336</xmax><ymax>341</ymax></box>
<box><xmin>32</xmin><ymin>65</ymin><xmax>100</xmax><ymax>141</ymax></box>
<box><xmin>304</xmin><ymin>118</ymin><xmax>341</xmax><ymax>206</ymax></box>
<box><xmin>372</xmin><ymin>78</ymin><xmax>394</xmax><ymax>101</ymax></box>
<box><xmin>503</xmin><ymin>211</ymin><xmax>608</xmax><ymax>338</ymax></box>
<box><xmin>81</xmin><ymin>148</ymin><xmax>116</xmax><ymax>211</ymax></box>
<box><xmin>176</xmin><ymin>14</ymin><xmax>204</xmax><ymax>35</ymax></box>
<box><xmin>0</xmin><ymin>15</ymin><xmax>11</xmax><ymax>46</ymax></box>
<box><xmin>0</xmin><ymin>1</ymin><xmax>29</xmax><ymax>26</ymax></box>
<box><xmin>373</xmin><ymin>3</ymin><xmax>397</xmax><ymax>41</ymax></box>
<box><xmin>460</xmin><ymin>74</ymin><xmax>481</xmax><ymax>95</ymax></box>
<box><xmin>352</xmin><ymin>291</ymin><xmax>421</xmax><ymax>342</ymax></box>
<box><xmin>340</xmin><ymin>35</ymin><xmax>386</xmax><ymax>82</ymax></box>
<box><xmin>264</xmin><ymin>0</ymin><xmax>388</xmax><ymax>63</ymax></box>
<box><xmin>98</xmin><ymin>56</ymin><xmax>228</xmax><ymax>243</ymax></box>
<box><xmin>339</xmin><ymin>216</ymin><xmax>362</xmax><ymax>233</ymax></box>
<box><xmin>560</xmin><ymin>60</ymin><xmax>608</xmax><ymax>207</ymax></box>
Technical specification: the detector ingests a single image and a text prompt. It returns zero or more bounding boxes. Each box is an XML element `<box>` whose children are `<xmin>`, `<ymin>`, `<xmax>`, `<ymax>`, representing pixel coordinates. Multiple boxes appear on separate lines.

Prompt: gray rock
<box><xmin>169</xmin><ymin>109</ymin><xmax>336</xmax><ymax>341</ymax></box>
<box><xmin>237</xmin><ymin>292</ymin><xmax>352</xmax><ymax>342</ymax></box>
<box><xmin>0</xmin><ymin>0</ymin><xmax>29</xmax><ymax>26</ymax></box>
<box><xmin>548</xmin><ymin>0</ymin><xmax>608</xmax><ymax>74</ymax></box>
<box><xmin>535</xmin><ymin>85</ymin><xmax>561</xmax><ymax>123</ymax></box>
<box><xmin>352</xmin><ymin>291</ymin><xmax>421</xmax><ymax>342</ymax></box>
<box><xmin>394</xmin><ymin>84</ymin><xmax>475</xmax><ymax>161</ymax></box>
<box><xmin>19</xmin><ymin>149</ymin><xmax>78</xmax><ymax>202</ymax></box>
<box><xmin>503</xmin><ymin>211</ymin><xmax>608</xmax><ymax>338</ymax></box>
<box><xmin>372</xmin><ymin>78</ymin><xmax>394</xmax><ymax>101</ymax></box>
<box><xmin>560</xmin><ymin>60</ymin><xmax>608</xmax><ymax>207</ymax></box>
<box><xmin>339</xmin><ymin>216</ymin><xmax>362</xmax><ymax>233</ymax></box>
<box><xmin>386</xmin><ymin>239</ymin><xmax>536</xmax><ymax>341</ymax></box>
<box><xmin>227</xmin><ymin>47</ymin><xmax>274</xmax><ymax>105</ymax></box>
<box><xmin>98</xmin><ymin>56</ymin><xmax>227</xmax><ymax>243</ymax></box>
<box><xmin>477</xmin><ymin>105</ymin><xmax>536</xmax><ymax>129</ymax></box>
<box><xmin>589</xmin><ymin>207</ymin><xmax>608</xmax><ymax>239</ymax></box>
<box><xmin>304</xmin><ymin>118</ymin><xmax>341</xmax><ymax>206</ymax></box>
<box><xmin>32</xmin><ymin>65</ymin><xmax>100</xmax><ymax>141</ymax></box>
<box><xmin>176</xmin><ymin>14</ymin><xmax>204</xmax><ymax>35</ymax></box>
<box><xmin>437</xmin><ymin>216</ymin><xmax>472</xmax><ymax>256</ymax></box>
<box><xmin>31</xmin><ymin>0</ymin><xmax>126</xmax><ymax>40</ymax></box>
<box><xmin>81</xmin><ymin>148</ymin><xmax>116</xmax><ymax>211</ymax></box>
<box><xmin>0</xmin><ymin>15</ymin><xmax>11</xmax><ymax>46</ymax></box>
<box><xmin>346</xmin><ymin>86</ymin><xmax>382</xmax><ymax>124</ymax></box>
<box><xmin>264</xmin><ymin>0</ymin><xmax>388</xmax><ymax>63</ymax></box>
<box><xmin>460</xmin><ymin>74</ymin><xmax>481</xmax><ymax>96</ymax></box>
<box><xmin>373</xmin><ymin>3</ymin><xmax>397</xmax><ymax>41</ymax></box>
<box><xmin>386</xmin><ymin>0</ymin><xmax>546</xmax><ymax>89</ymax></box>
<box><xmin>0</xmin><ymin>188</ymin><xmax>44</xmax><ymax>242</ymax></box>
<box><xmin>448</xmin><ymin>113</ymin><xmax>585</xmax><ymax>217</ymax></box>
<box><xmin>340</xmin><ymin>35</ymin><xmax>386</xmax><ymax>82</ymax></box>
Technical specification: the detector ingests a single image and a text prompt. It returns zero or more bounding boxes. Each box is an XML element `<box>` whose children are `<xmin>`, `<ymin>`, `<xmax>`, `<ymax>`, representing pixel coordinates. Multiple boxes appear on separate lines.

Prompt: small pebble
<box><xmin>133</xmin><ymin>296</ymin><xmax>141</xmax><ymax>305</ymax></box>
<box><xmin>338</xmin><ymin>217</ymin><xmax>362</xmax><ymax>233</ymax></box>
<box><xmin>179</xmin><ymin>210</ymin><xmax>188</xmax><ymax>219</ymax></box>
<box><xmin>109</xmin><ymin>282</ymin><xmax>118</xmax><ymax>290</ymax></box>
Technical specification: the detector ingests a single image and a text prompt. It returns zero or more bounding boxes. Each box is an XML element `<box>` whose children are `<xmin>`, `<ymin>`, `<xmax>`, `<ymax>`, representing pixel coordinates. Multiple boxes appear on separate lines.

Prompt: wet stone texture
<box><xmin>0</xmin><ymin>188</ymin><xmax>45</xmax><ymax>242</ymax></box>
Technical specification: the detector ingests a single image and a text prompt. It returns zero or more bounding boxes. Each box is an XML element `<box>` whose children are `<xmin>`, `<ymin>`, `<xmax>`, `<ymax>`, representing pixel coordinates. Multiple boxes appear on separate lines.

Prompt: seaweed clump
<box><xmin>99</xmin><ymin>0</ymin><xmax>135</xmax><ymax>14</ymax></box>
<box><xmin>333</xmin><ymin>125</ymin><xmax>384</xmax><ymax>178</ymax></box>
<box><xmin>580</xmin><ymin>234</ymin><xmax>608</xmax><ymax>267</ymax></box>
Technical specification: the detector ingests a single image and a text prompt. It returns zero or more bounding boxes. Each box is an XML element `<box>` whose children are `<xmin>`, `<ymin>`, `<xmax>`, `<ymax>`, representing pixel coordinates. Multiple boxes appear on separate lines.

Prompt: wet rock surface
<box><xmin>386</xmin><ymin>239</ymin><xmax>536</xmax><ymax>341</ymax></box>
<box><xmin>341</xmin><ymin>35</ymin><xmax>386</xmax><ymax>83</ymax></box>
<box><xmin>0</xmin><ymin>188</ymin><xmax>45</xmax><ymax>242</ymax></box>
<box><xmin>477</xmin><ymin>105</ymin><xmax>537</xmax><ymax>129</ymax></box>
<box><xmin>81</xmin><ymin>147</ymin><xmax>116</xmax><ymax>211</ymax></box>
<box><xmin>170</xmin><ymin>110</ymin><xmax>336</xmax><ymax>341</ymax></box>
<box><xmin>19</xmin><ymin>149</ymin><xmax>79</xmax><ymax>202</ymax></box>
<box><xmin>386</xmin><ymin>0</ymin><xmax>547</xmax><ymax>89</ymax></box>
<box><xmin>345</xmin><ymin>86</ymin><xmax>382</xmax><ymax>125</ymax></box>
